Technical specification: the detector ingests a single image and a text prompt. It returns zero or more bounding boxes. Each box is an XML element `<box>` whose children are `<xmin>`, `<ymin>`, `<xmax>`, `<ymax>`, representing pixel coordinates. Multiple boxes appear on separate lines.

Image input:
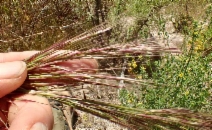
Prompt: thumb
<box><xmin>0</xmin><ymin>61</ymin><xmax>27</xmax><ymax>98</ymax></box>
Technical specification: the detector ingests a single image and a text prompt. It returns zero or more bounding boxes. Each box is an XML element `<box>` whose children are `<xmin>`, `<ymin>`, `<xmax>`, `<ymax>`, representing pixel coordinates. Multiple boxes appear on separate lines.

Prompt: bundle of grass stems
<box><xmin>6</xmin><ymin>23</ymin><xmax>212</xmax><ymax>130</ymax></box>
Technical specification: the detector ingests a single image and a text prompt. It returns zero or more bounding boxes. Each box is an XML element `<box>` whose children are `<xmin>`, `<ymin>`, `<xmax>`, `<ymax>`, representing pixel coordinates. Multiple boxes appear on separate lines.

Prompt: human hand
<box><xmin>0</xmin><ymin>51</ymin><xmax>98</xmax><ymax>130</ymax></box>
<box><xmin>0</xmin><ymin>51</ymin><xmax>53</xmax><ymax>130</ymax></box>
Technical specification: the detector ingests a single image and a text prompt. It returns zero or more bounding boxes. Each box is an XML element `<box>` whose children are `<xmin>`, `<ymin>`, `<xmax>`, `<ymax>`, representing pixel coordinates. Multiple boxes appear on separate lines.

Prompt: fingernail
<box><xmin>30</xmin><ymin>122</ymin><xmax>48</xmax><ymax>130</ymax></box>
<box><xmin>0</xmin><ymin>61</ymin><xmax>26</xmax><ymax>79</ymax></box>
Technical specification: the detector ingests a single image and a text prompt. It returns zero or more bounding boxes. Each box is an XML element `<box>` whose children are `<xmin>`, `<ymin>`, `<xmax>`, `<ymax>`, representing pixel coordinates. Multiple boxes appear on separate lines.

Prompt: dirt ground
<box><xmin>52</xmin><ymin>79</ymin><xmax>128</xmax><ymax>130</ymax></box>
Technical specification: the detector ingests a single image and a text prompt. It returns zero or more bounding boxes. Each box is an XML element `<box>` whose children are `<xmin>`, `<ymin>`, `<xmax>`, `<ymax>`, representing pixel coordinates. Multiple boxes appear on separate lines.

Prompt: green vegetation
<box><xmin>118</xmin><ymin>0</ymin><xmax>212</xmax><ymax>111</ymax></box>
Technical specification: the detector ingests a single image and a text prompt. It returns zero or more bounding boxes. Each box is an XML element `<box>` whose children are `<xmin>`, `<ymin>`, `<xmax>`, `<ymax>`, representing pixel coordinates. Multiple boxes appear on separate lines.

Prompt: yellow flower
<box><xmin>193</xmin><ymin>31</ymin><xmax>198</xmax><ymax>36</ymax></box>
<box><xmin>198</xmin><ymin>44</ymin><xmax>203</xmax><ymax>50</ymax></box>
<box><xmin>184</xmin><ymin>90</ymin><xmax>189</xmax><ymax>96</ymax></box>
<box><xmin>128</xmin><ymin>99</ymin><xmax>132</xmax><ymax>103</ymax></box>
<box><xmin>137</xmin><ymin>75</ymin><xmax>142</xmax><ymax>79</ymax></box>
<box><xmin>131</xmin><ymin>60</ymin><xmax>137</xmax><ymax>68</ymax></box>
<box><xmin>140</xmin><ymin>66</ymin><xmax>146</xmax><ymax>71</ymax></box>
<box><xmin>178</xmin><ymin>72</ymin><xmax>184</xmax><ymax>78</ymax></box>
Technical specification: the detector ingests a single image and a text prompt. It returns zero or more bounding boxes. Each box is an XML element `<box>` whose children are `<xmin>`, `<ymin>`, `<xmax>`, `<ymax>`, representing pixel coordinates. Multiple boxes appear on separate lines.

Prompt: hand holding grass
<box><xmin>0</xmin><ymin>51</ymin><xmax>98</xmax><ymax>130</ymax></box>
<box><xmin>0</xmin><ymin>51</ymin><xmax>53</xmax><ymax>130</ymax></box>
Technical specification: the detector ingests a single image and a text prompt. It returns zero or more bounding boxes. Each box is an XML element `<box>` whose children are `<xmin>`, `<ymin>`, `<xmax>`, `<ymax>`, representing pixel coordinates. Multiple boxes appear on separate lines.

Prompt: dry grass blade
<box><xmin>26</xmin><ymin>23</ymin><xmax>112</xmax><ymax>70</ymax></box>
<box><xmin>12</xmin><ymin>89</ymin><xmax>212</xmax><ymax>130</ymax></box>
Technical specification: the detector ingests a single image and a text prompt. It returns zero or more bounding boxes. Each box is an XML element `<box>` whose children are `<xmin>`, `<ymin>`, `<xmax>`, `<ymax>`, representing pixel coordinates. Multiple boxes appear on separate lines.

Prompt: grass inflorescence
<box><xmin>7</xmin><ymin>23</ymin><xmax>210</xmax><ymax>130</ymax></box>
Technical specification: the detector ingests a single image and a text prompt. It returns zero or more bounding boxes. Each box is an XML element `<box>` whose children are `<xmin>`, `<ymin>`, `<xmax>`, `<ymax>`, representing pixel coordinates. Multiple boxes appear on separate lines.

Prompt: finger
<box><xmin>0</xmin><ymin>61</ymin><xmax>27</xmax><ymax>98</ymax></box>
<box><xmin>8</xmin><ymin>95</ymin><xmax>53</xmax><ymax>130</ymax></box>
<box><xmin>0</xmin><ymin>50</ymin><xmax>98</xmax><ymax>69</ymax></box>
<box><xmin>0</xmin><ymin>51</ymin><xmax>38</xmax><ymax>63</ymax></box>
<box><xmin>56</xmin><ymin>59</ymin><xmax>98</xmax><ymax>71</ymax></box>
